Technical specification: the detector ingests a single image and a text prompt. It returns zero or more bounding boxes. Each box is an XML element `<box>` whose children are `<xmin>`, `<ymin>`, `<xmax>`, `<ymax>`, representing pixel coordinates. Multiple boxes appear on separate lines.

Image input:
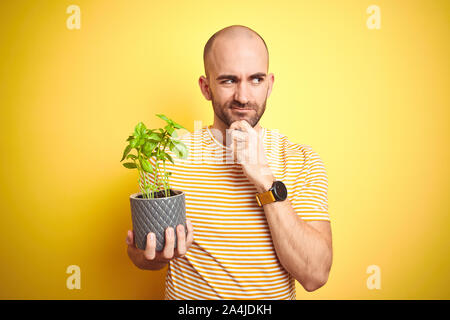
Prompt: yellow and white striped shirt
<box><xmin>140</xmin><ymin>125</ymin><xmax>330</xmax><ymax>299</ymax></box>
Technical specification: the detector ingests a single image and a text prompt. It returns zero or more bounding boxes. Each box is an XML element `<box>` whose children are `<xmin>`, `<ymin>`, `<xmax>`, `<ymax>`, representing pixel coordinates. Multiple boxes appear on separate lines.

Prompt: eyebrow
<box><xmin>216</xmin><ymin>72</ymin><xmax>267</xmax><ymax>81</ymax></box>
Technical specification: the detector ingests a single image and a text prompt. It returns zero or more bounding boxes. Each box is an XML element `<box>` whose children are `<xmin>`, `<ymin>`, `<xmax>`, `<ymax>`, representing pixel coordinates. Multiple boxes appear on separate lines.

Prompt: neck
<box><xmin>210</xmin><ymin>116</ymin><xmax>263</xmax><ymax>148</ymax></box>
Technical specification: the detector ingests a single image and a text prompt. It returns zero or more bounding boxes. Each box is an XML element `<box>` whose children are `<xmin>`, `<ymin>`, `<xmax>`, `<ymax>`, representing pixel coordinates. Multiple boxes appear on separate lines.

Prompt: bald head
<box><xmin>203</xmin><ymin>25</ymin><xmax>269</xmax><ymax>79</ymax></box>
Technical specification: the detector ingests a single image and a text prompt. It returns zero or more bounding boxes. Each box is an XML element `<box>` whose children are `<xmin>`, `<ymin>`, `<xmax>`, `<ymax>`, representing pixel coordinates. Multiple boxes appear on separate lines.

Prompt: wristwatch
<box><xmin>255</xmin><ymin>180</ymin><xmax>288</xmax><ymax>206</ymax></box>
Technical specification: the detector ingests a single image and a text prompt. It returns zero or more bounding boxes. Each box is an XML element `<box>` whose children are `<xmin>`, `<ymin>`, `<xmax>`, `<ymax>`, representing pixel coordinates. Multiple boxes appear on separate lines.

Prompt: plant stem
<box><xmin>163</xmin><ymin>160</ymin><xmax>168</xmax><ymax>197</ymax></box>
<box><xmin>137</xmin><ymin>150</ymin><xmax>147</xmax><ymax>199</ymax></box>
<box><xmin>161</xmin><ymin>135</ymin><xmax>170</xmax><ymax>197</ymax></box>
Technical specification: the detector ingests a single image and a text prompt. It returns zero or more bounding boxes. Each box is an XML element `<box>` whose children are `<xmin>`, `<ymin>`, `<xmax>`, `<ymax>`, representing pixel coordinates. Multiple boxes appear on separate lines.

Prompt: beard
<box><xmin>210</xmin><ymin>90</ymin><xmax>267</xmax><ymax>128</ymax></box>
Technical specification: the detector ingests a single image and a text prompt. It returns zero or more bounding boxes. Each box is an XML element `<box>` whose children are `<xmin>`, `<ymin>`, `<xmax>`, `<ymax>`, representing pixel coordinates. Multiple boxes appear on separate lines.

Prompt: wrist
<box><xmin>255</xmin><ymin>176</ymin><xmax>275</xmax><ymax>193</ymax></box>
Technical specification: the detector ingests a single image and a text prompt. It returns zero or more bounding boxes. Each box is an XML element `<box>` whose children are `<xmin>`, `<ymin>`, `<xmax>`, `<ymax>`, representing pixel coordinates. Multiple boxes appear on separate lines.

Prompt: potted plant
<box><xmin>120</xmin><ymin>114</ymin><xmax>188</xmax><ymax>251</ymax></box>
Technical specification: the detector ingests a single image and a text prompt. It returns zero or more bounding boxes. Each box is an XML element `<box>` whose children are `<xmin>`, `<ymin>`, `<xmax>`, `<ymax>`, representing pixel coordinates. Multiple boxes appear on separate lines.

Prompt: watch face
<box><xmin>272</xmin><ymin>181</ymin><xmax>287</xmax><ymax>201</ymax></box>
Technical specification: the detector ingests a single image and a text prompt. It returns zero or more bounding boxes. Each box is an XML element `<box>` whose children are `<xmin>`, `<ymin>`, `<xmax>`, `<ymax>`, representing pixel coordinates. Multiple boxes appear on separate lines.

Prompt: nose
<box><xmin>233</xmin><ymin>81</ymin><xmax>250</xmax><ymax>105</ymax></box>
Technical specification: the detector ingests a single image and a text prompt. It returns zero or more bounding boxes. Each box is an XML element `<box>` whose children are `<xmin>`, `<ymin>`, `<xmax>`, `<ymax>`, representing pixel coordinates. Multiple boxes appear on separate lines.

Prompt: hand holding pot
<box><xmin>126</xmin><ymin>219</ymin><xmax>194</xmax><ymax>270</ymax></box>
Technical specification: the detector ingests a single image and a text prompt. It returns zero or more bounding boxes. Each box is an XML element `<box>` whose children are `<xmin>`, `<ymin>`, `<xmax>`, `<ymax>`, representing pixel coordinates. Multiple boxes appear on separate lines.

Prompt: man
<box><xmin>126</xmin><ymin>25</ymin><xmax>333</xmax><ymax>299</ymax></box>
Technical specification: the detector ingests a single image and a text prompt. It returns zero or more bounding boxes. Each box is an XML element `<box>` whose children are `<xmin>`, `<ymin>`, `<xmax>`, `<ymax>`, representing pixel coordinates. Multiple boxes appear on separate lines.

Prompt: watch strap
<box><xmin>255</xmin><ymin>190</ymin><xmax>276</xmax><ymax>206</ymax></box>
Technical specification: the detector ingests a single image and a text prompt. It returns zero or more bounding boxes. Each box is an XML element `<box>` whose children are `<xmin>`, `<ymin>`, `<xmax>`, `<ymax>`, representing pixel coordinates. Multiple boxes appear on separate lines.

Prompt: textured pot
<box><xmin>130</xmin><ymin>190</ymin><xmax>186</xmax><ymax>251</ymax></box>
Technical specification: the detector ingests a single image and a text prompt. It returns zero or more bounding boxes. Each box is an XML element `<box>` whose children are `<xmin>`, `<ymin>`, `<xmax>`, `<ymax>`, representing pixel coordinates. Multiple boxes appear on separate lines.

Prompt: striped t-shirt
<box><xmin>139</xmin><ymin>125</ymin><xmax>330</xmax><ymax>299</ymax></box>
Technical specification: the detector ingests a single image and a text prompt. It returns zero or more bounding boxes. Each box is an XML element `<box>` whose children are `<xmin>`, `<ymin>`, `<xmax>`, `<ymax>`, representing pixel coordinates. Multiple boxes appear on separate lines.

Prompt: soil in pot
<box><xmin>137</xmin><ymin>189</ymin><xmax>180</xmax><ymax>199</ymax></box>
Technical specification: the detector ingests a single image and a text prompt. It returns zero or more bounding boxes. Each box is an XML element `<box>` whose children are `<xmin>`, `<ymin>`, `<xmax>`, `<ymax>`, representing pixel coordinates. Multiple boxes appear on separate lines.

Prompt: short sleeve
<box><xmin>290</xmin><ymin>147</ymin><xmax>330</xmax><ymax>222</ymax></box>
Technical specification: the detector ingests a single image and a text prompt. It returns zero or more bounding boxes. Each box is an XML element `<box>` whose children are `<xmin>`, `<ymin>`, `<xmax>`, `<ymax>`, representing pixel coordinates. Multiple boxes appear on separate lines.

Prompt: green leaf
<box><xmin>121</xmin><ymin>144</ymin><xmax>132</xmax><ymax>161</ymax></box>
<box><xmin>170</xmin><ymin>140</ymin><xmax>188</xmax><ymax>159</ymax></box>
<box><xmin>134</xmin><ymin>122</ymin><xmax>146</xmax><ymax>137</ymax></box>
<box><xmin>171</xmin><ymin>121</ymin><xmax>186</xmax><ymax>130</ymax></box>
<box><xmin>156</xmin><ymin>114</ymin><xmax>170</xmax><ymax>122</ymax></box>
<box><xmin>143</xmin><ymin>141</ymin><xmax>157</xmax><ymax>157</ymax></box>
<box><xmin>140</xmin><ymin>126</ymin><xmax>147</xmax><ymax>136</ymax></box>
<box><xmin>130</xmin><ymin>138</ymin><xmax>139</xmax><ymax>148</ymax></box>
<box><xmin>165</xmin><ymin>152</ymin><xmax>175</xmax><ymax>164</ymax></box>
<box><xmin>126</xmin><ymin>135</ymin><xmax>134</xmax><ymax>141</ymax></box>
<box><xmin>156</xmin><ymin>150</ymin><xmax>164</xmax><ymax>160</ymax></box>
<box><xmin>165</xmin><ymin>124</ymin><xmax>174</xmax><ymax>135</ymax></box>
<box><xmin>126</xmin><ymin>154</ymin><xmax>137</xmax><ymax>160</ymax></box>
<box><xmin>123</xmin><ymin>162</ymin><xmax>137</xmax><ymax>169</ymax></box>
<box><xmin>139</xmin><ymin>157</ymin><xmax>153</xmax><ymax>173</ymax></box>
<box><xmin>148</xmin><ymin>133</ymin><xmax>162</xmax><ymax>141</ymax></box>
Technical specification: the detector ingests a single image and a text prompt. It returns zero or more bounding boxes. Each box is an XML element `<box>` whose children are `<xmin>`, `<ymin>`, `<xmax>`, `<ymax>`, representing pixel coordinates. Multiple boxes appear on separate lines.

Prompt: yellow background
<box><xmin>0</xmin><ymin>0</ymin><xmax>448</xmax><ymax>299</ymax></box>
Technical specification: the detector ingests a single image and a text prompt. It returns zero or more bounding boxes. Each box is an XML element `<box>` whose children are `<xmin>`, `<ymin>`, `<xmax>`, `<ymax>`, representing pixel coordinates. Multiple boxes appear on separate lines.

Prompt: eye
<box><xmin>252</xmin><ymin>77</ymin><xmax>264</xmax><ymax>84</ymax></box>
<box><xmin>222</xmin><ymin>79</ymin><xmax>234</xmax><ymax>84</ymax></box>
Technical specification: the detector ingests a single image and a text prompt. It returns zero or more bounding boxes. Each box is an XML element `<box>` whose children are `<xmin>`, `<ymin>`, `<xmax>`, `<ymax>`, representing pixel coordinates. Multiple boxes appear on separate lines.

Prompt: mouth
<box><xmin>230</xmin><ymin>106</ymin><xmax>253</xmax><ymax>112</ymax></box>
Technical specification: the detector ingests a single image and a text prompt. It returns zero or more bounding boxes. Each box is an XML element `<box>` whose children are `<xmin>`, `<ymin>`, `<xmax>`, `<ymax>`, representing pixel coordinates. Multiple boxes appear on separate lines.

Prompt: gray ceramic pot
<box><xmin>130</xmin><ymin>190</ymin><xmax>186</xmax><ymax>251</ymax></box>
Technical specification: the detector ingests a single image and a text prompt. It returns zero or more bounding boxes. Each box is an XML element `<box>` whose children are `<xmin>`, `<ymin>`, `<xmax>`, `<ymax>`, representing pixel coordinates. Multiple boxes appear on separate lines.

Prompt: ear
<box><xmin>267</xmin><ymin>73</ymin><xmax>274</xmax><ymax>98</ymax></box>
<box><xmin>198</xmin><ymin>76</ymin><xmax>212</xmax><ymax>101</ymax></box>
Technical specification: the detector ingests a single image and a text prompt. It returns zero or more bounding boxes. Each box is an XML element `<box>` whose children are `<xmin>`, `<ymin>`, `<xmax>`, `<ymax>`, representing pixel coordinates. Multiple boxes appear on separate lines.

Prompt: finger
<box><xmin>185</xmin><ymin>219</ymin><xmax>194</xmax><ymax>248</ymax></box>
<box><xmin>234</xmin><ymin>131</ymin><xmax>247</xmax><ymax>142</ymax></box>
<box><xmin>232</xmin><ymin>132</ymin><xmax>247</xmax><ymax>163</ymax></box>
<box><xmin>162</xmin><ymin>227</ymin><xmax>175</xmax><ymax>260</ymax></box>
<box><xmin>176</xmin><ymin>225</ymin><xmax>186</xmax><ymax>257</ymax></box>
<box><xmin>126</xmin><ymin>230</ymin><xmax>136</xmax><ymax>247</ymax></box>
<box><xmin>126</xmin><ymin>230</ymin><xmax>131</xmax><ymax>245</ymax></box>
<box><xmin>235</xmin><ymin>120</ymin><xmax>252</xmax><ymax>133</ymax></box>
<box><xmin>230</xmin><ymin>130</ymin><xmax>245</xmax><ymax>161</ymax></box>
<box><xmin>126</xmin><ymin>230</ymin><xmax>139</xmax><ymax>260</ymax></box>
<box><xmin>240</xmin><ymin>119</ymin><xmax>252</xmax><ymax>130</ymax></box>
<box><xmin>230</xmin><ymin>127</ymin><xmax>246</xmax><ymax>139</ymax></box>
<box><xmin>144</xmin><ymin>232</ymin><xmax>156</xmax><ymax>260</ymax></box>
<box><xmin>230</xmin><ymin>120</ymin><xmax>255</xmax><ymax>137</ymax></box>
<box><xmin>229</xmin><ymin>120</ymin><xmax>246</xmax><ymax>132</ymax></box>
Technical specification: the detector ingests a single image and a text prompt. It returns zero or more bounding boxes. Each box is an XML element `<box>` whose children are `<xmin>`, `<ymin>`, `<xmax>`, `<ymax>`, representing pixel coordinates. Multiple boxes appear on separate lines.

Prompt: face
<box><xmin>200</xmin><ymin>35</ymin><xmax>274</xmax><ymax>128</ymax></box>
<box><xmin>210</xmin><ymin>84</ymin><xmax>268</xmax><ymax>128</ymax></box>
